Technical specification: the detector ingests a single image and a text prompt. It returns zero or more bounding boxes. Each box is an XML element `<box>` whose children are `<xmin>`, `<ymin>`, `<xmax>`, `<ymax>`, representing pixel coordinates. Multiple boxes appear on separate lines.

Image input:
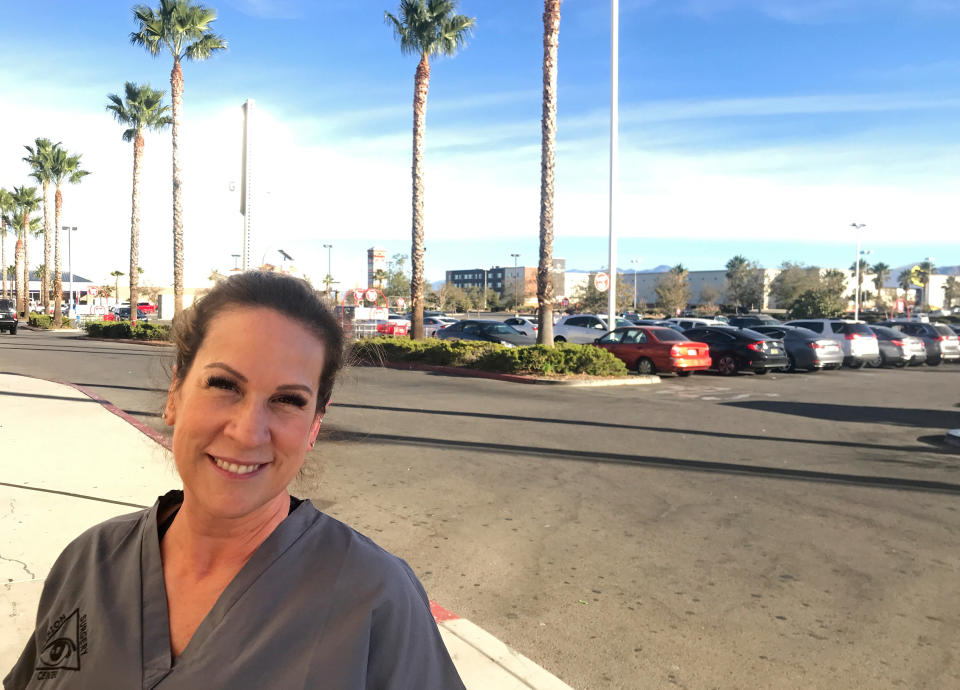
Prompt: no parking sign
<box><xmin>594</xmin><ymin>273</ymin><xmax>610</xmax><ymax>292</ymax></box>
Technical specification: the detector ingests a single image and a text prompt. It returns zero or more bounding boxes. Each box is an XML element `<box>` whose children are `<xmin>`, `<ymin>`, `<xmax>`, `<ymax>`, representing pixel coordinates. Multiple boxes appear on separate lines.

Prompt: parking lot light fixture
<box><xmin>630</xmin><ymin>258</ymin><xmax>641</xmax><ymax>309</ymax></box>
<box><xmin>850</xmin><ymin>223</ymin><xmax>866</xmax><ymax>320</ymax></box>
<box><xmin>511</xmin><ymin>253</ymin><xmax>520</xmax><ymax>309</ymax></box>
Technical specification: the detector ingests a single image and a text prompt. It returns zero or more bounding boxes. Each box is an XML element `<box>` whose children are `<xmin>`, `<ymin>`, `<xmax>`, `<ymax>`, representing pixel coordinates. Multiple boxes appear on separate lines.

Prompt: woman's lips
<box><xmin>207</xmin><ymin>454</ymin><xmax>267</xmax><ymax>478</ymax></box>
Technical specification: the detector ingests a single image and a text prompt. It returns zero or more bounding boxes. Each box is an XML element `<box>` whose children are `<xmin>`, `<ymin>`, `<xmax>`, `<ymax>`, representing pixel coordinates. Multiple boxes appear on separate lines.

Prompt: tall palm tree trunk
<box><xmin>537</xmin><ymin>0</ymin><xmax>561</xmax><ymax>346</ymax></box>
<box><xmin>1</xmin><ymin>223</ymin><xmax>6</xmax><ymax>299</ymax></box>
<box><xmin>41</xmin><ymin>180</ymin><xmax>52</xmax><ymax>310</ymax></box>
<box><xmin>409</xmin><ymin>54</ymin><xmax>430</xmax><ymax>340</ymax></box>
<box><xmin>130</xmin><ymin>131</ymin><xmax>144</xmax><ymax>328</ymax></box>
<box><xmin>15</xmin><ymin>233</ymin><xmax>25</xmax><ymax>317</ymax></box>
<box><xmin>53</xmin><ymin>189</ymin><xmax>63</xmax><ymax>325</ymax></box>
<box><xmin>22</xmin><ymin>230</ymin><xmax>29</xmax><ymax>315</ymax></box>
<box><xmin>171</xmin><ymin>57</ymin><xmax>185</xmax><ymax>317</ymax></box>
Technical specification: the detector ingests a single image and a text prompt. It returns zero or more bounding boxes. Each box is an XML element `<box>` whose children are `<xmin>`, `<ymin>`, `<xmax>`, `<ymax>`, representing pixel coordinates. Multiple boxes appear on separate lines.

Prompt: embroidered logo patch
<box><xmin>35</xmin><ymin>608</ymin><xmax>87</xmax><ymax>680</ymax></box>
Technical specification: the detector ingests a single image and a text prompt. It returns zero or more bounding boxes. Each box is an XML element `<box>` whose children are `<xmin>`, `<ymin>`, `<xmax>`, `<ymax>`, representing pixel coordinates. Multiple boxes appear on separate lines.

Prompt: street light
<box><xmin>629</xmin><ymin>258</ymin><xmax>641</xmax><ymax>310</ymax></box>
<box><xmin>850</xmin><ymin>223</ymin><xmax>866</xmax><ymax>320</ymax></box>
<box><xmin>510</xmin><ymin>253</ymin><xmax>520</xmax><ymax>309</ymax></box>
<box><xmin>857</xmin><ymin>248</ymin><xmax>872</xmax><ymax>317</ymax></box>
<box><xmin>322</xmin><ymin>244</ymin><xmax>333</xmax><ymax>292</ymax></box>
<box><xmin>63</xmin><ymin>226</ymin><xmax>77</xmax><ymax>317</ymax></box>
<box><xmin>924</xmin><ymin>256</ymin><xmax>935</xmax><ymax>312</ymax></box>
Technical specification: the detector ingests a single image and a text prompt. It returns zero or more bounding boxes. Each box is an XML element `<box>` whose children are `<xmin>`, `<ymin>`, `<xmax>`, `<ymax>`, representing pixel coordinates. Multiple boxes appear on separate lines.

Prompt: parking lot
<box><xmin>2</xmin><ymin>330</ymin><xmax>959</xmax><ymax>689</ymax></box>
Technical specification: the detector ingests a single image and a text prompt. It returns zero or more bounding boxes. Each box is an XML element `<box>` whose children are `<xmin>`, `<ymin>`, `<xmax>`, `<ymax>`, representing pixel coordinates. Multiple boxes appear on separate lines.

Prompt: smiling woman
<box><xmin>5</xmin><ymin>272</ymin><xmax>466</xmax><ymax>690</ymax></box>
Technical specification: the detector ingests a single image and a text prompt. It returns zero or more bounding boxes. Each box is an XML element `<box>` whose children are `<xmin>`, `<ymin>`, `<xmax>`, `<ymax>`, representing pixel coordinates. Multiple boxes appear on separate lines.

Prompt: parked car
<box><xmin>868</xmin><ymin>325</ymin><xmax>927</xmax><ymax>367</ymax></box>
<box><xmin>436</xmin><ymin>319</ymin><xmax>534</xmax><ymax>346</ymax></box>
<box><xmin>751</xmin><ymin>325</ymin><xmax>844</xmax><ymax>372</ymax></box>
<box><xmin>951</xmin><ymin>324</ymin><xmax>960</xmax><ymax>336</ymax></box>
<box><xmin>727</xmin><ymin>315</ymin><xmax>783</xmax><ymax>329</ymax></box>
<box><xmin>423</xmin><ymin>316</ymin><xmax>456</xmax><ymax>337</ymax></box>
<box><xmin>503</xmin><ymin>316</ymin><xmax>539</xmax><ymax>337</ymax></box>
<box><xmin>375</xmin><ymin>320</ymin><xmax>408</xmax><ymax>336</ymax></box>
<box><xmin>666</xmin><ymin>317</ymin><xmax>727</xmax><ymax>330</ymax></box>
<box><xmin>118</xmin><ymin>301</ymin><xmax>157</xmax><ymax>315</ymax></box>
<box><xmin>593</xmin><ymin>326</ymin><xmax>711</xmax><ymax>376</ymax></box>
<box><xmin>0</xmin><ymin>298</ymin><xmax>17</xmax><ymax>334</ymax></box>
<box><xmin>682</xmin><ymin>326</ymin><xmax>788</xmax><ymax>375</ymax></box>
<box><xmin>784</xmin><ymin>319</ymin><xmax>880</xmax><ymax>368</ymax></box>
<box><xmin>880</xmin><ymin>320</ymin><xmax>960</xmax><ymax>365</ymax></box>
<box><xmin>553</xmin><ymin>314</ymin><xmax>635</xmax><ymax>343</ymax></box>
<box><xmin>102</xmin><ymin>307</ymin><xmax>150</xmax><ymax>322</ymax></box>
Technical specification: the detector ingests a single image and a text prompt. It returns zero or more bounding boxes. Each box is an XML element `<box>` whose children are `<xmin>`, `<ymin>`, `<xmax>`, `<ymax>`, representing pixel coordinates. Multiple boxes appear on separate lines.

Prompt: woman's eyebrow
<box><xmin>205</xmin><ymin>362</ymin><xmax>313</xmax><ymax>395</ymax></box>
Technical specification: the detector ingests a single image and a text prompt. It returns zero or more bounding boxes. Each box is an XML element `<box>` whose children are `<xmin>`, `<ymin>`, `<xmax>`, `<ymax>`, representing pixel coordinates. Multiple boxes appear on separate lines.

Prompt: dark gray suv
<box><xmin>0</xmin><ymin>298</ymin><xmax>18</xmax><ymax>334</ymax></box>
<box><xmin>882</xmin><ymin>320</ymin><xmax>960</xmax><ymax>365</ymax></box>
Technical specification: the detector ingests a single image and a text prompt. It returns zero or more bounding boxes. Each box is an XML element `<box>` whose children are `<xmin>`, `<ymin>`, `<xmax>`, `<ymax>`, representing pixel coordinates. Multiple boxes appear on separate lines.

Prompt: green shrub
<box><xmin>83</xmin><ymin>320</ymin><xmax>169</xmax><ymax>340</ymax></box>
<box><xmin>350</xmin><ymin>337</ymin><xmax>628</xmax><ymax>377</ymax></box>
<box><xmin>28</xmin><ymin>314</ymin><xmax>53</xmax><ymax>329</ymax></box>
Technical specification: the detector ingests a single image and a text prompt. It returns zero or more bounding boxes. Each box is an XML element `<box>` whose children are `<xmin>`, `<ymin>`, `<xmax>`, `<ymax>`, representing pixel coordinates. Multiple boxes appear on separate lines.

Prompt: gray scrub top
<box><xmin>4</xmin><ymin>491</ymin><xmax>465</xmax><ymax>690</ymax></box>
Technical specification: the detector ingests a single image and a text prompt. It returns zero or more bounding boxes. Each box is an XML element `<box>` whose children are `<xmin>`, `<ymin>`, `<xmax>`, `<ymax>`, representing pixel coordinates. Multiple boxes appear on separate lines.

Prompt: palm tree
<box><xmin>111</xmin><ymin>270</ymin><xmax>126</xmax><ymax>306</ymax></box>
<box><xmin>871</xmin><ymin>262</ymin><xmax>890</xmax><ymax>308</ymax></box>
<box><xmin>10</xmin><ymin>186</ymin><xmax>41</xmax><ymax>317</ymax></box>
<box><xmin>917</xmin><ymin>259</ymin><xmax>936</xmax><ymax>312</ymax></box>
<box><xmin>49</xmin><ymin>145</ymin><xmax>90</xmax><ymax>325</ymax></box>
<box><xmin>0</xmin><ymin>188</ymin><xmax>13</xmax><ymax>299</ymax></box>
<box><xmin>106</xmin><ymin>81</ymin><xmax>172</xmax><ymax>327</ymax></box>
<box><xmin>385</xmin><ymin>0</ymin><xmax>475</xmax><ymax>340</ymax></box>
<box><xmin>372</xmin><ymin>268</ymin><xmax>388</xmax><ymax>289</ymax></box>
<box><xmin>23</xmin><ymin>138</ymin><xmax>58</xmax><ymax>312</ymax></box>
<box><xmin>537</xmin><ymin>0</ymin><xmax>561</xmax><ymax>346</ymax></box>
<box><xmin>131</xmin><ymin>0</ymin><xmax>227</xmax><ymax>318</ymax></box>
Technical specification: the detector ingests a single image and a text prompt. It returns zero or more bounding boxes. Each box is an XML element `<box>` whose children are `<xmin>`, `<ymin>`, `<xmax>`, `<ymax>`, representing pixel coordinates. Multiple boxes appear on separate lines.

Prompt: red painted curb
<box><xmin>430</xmin><ymin>600</ymin><xmax>460</xmax><ymax>622</ymax></box>
<box><xmin>64</xmin><ymin>382</ymin><xmax>173</xmax><ymax>451</ymax></box>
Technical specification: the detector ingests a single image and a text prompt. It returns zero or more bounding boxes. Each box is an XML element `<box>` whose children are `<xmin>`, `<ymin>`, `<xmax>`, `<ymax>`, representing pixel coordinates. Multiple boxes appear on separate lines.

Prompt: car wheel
<box><xmin>806</xmin><ymin>366</ymin><xmax>822</xmax><ymax>374</ymax></box>
<box><xmin>9</xmin><ymin>325</ymin><xmax>16</xmax><ymax>335</ymax></box>
<box><xmin>636</xmin><ymin>358</ymin><xmax>655</xmax><ymax>376</ymax></box>
<box><xmin>716</xmin><ymin>355</ymin><xmax>737</xmax><ymax>376</ymax></box>
<box><xmin>554</xmin><ymin>336</ymin><xmax>566</xmax><ymax>343</ymax></box>
<box><xmin>894</xmin><ymin>361</ymin><xmax>906</xmax><ymax>368</ymax></box>
<box><xmin>927</xmin><ymin>358</ymin><xmax>941</xmax><ymax>367</ymax></box>
<box><xmin>783</xmin><ymin>354</ymin><xmax>797</xmax><ymax>373</ymax></box>
<box><xmin>866</xmin><ymin>357</ymin><xmax>882</xmax><ymax>368</ymax></box>
<box><xmin>847</xmin><ymin>360</ymin><xmax>865</xmax><ymax>369</ymax></box>
<box><xmin>677</xmin><ymin>370</ymin><xmax>692</xmax><ymax>377</ymax></box>
<box><xmin>754</xmin><ymin>368</ymin><xmax>769</xmax><ymax>375</ymax></box>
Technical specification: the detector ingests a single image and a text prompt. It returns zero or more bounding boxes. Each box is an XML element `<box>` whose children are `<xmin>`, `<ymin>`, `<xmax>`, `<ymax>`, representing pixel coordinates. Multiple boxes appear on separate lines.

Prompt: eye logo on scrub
<box><xmin>35</xmin><ymin>608</ymin><xmax>87</xmax><ymax>679</ymax></box>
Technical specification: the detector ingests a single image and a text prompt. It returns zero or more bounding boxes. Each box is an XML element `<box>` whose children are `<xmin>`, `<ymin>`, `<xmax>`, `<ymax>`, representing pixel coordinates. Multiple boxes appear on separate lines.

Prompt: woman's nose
<box><xmin>226</xmin><ymin>399</ymin><xmax>271</xmax><ymax>447</ymax></box>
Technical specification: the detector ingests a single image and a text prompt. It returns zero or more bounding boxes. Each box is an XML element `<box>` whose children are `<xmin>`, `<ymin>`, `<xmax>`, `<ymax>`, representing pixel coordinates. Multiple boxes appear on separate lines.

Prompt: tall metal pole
<box><xmin>65</xmin><ymin>226</ymin><xmax>75</xmax><ymax>316</ymax></box>
<box><xmin>851</xmin><ymin>223</ymin><xmax>865</xmax><ymax>320</ymax></box>
<box><xmin>607</xmin><ymin>0</ymin><xmax>619</xmax><ymax>329</ymax></box>
<box><xmin>241</xmin><ymin>99</ymin><xmax>255</xmax><ymax>271</ymax></box>
<box><xmin>511</xmin><ymin>253</ymin><xmax>520</xmax><ymax>309</ymax></box>
<box><xmin>322</xmin><ymin>244</ymin><xmax>332</xmax><ymax>292</ymax></box>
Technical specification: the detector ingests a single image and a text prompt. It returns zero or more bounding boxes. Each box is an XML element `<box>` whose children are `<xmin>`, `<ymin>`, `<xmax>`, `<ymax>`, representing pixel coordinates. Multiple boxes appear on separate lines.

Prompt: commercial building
<box><xmin>446</xmin><ymin>259</ymin><xmax>566</xmax><ymax>306</ymax></box>
<box><xmin>367</xmin><ymin>247</ymin><xmax>387</xmax><ymax>288</ymax></box>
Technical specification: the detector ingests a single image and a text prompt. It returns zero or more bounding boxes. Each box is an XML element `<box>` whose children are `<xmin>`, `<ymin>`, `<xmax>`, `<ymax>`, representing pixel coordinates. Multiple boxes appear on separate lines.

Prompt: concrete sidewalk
<box><xmin>0</xmin><ymin>373</ymin><xmax>572</xmax><ymax>689</ymax></box>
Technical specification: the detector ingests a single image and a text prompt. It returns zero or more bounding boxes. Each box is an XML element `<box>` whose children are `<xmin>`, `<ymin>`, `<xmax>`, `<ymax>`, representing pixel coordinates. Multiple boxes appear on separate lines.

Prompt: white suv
<box><xmin>666</xmin><ymin>317</ymin><xmax>726</xmax><ymax>330</ymax></box>
<box><xmin>553</xmin><ymin>314</ymin><xmax>634</xmax><ymax>343</ymax></box>
<box><xmin>784</xmin><ymin>319</ymin><xmax>880</xmax><ymax>368</ymax></box>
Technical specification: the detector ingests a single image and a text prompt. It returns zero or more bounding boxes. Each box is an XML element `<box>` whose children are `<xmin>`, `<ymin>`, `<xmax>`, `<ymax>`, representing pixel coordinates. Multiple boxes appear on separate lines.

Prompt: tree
<box><xmin>0</xmin><ymin>188</ymin><xmax>13</xmax><ymax>298</ymax></box>
<box><xmin>848</xmin><ymin>257</ymin><xmax>870</xmax><ymax>307</ymax></box>
<box><xmin>943</xmin><ymin>275</ymin><xmax>959</xmax><ymax>308</ymax></box>
<box><xmin>724</xmin><ymin>255</ymin><xmax>764</xmax><ymax>311</ymax></box>
<box><xmin>372</xmin><ymin>268</ymin><xmax>388</xmax><ymax>288</ymax></box>
<box><xmin>385</xmin><ymin>0</ymin><xmax>475</xmax><ymax>339</ymax></box>
<box><xmin>768</xmin><ymin>262</ymin><xmax>821</xmax><ymax>310</ymax></box>
<box><xmin>789</xmin><ymin>288</ymin><xmax>845</xmax><ymax>319</ymax></box>
<box><xmin>898</xmin><ymin>267</ymin><xmax>914</xmax><ymax>293</ymax></box>
<box><xmin>111</xmin><ymin>270</ymin><xmax>126</xmax><ymax>304</ymax></box>
<box><xmin>569</xmin><ymin>273</ymin><xmax>632</xmax><ymax>313</ymax></box>
<box><xmin>49</xmin><ymin>144</ymin><xmax>90</xmax><ymax>325</ymax></box>
<box><xmin>917</xmin><ymin>259</ymin><xmax>935</xmax><ymax>312</ymax></box>
<box><xmin>106</xmin><ymin>81</ymin><xmax>172</xmax><ymax>326</ymax></box>
<box><xmin>536</xmin><ymin>0</ymin><xmax>561</xmax><ymax>346</ymax></box>
<box><xmin>132</xmin><ymin>0</ymin><xmax>227</xmax><ymax>318</ymax></box>
<box><xmin>23</xmin><ymin>138</ymin><xmax>57</xmax><ymax>312</ymax></box>
<box><xmin>871</xmin><ymin>262</ymin><xmax>890</xmax><ymax>309</ymax></box>
<box><xmin>10</xmin><ymin>186</ymin><xmax>41</xmax><ymax>316</ymax></box>
<box><xmin>655</xmin><ymin>265</ymin><xmax>692</xmax><ymax>316</ymax></box>
<box><xmin>384</xmin><ymin>253</ymin><xmax>411</xmax><ymax>297</ymax></box>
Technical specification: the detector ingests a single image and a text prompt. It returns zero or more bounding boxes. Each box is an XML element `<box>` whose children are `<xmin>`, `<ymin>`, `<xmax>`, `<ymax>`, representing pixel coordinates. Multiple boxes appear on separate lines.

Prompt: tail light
<box><xmin>670</xmin><ymin>345</ymin><xmax>681</xmax><ymax>357</ymax></box>
<box><xmin>890</xmin><ymin>339</ymin><xmax>903</xmax><ymax>347</ymax></box>
<box><xmin>809</xmin><ymin>341</ymin><xmax>824</xmax><ymax>349</ymax></box>
<box><xmin>746</xmin><ymin>341</ymin><xmax>764</xmax><ymax>352</ymax></box>
<box><xmin>934</xmin><ymin>336</ymin><xmax>945</xmax><ymax>342</ymax></box>
<box><xmin>845</xmin><ymin>333</ymin><xmax>861</xmax><ymax>340</ymax></box>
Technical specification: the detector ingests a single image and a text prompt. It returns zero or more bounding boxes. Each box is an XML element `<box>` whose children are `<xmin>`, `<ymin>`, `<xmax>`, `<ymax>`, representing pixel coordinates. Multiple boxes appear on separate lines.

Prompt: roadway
<box><xmin>2</xmin><ymin>329</ymin><xmax>959</xmax><ymax>689</ymax></box>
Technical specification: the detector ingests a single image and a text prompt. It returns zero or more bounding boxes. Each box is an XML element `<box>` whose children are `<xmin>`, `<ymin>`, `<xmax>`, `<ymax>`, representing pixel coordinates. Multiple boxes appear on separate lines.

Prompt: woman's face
<box><xmin>165</xmin><ymin>306</ymin><xmax>326</xmax><ymax>520</ymax></box>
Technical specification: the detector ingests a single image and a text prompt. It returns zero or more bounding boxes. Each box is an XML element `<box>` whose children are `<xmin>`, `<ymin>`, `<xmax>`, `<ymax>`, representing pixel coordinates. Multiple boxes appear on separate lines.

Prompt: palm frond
<box><xmin>184</xmin><ymin>31</ymin><xmax>227</xmax><ymax>60</ymax></box>
<box><xmin>386</xmin><ymin>0</ymin><xmax>474</xmax><ymax>58</ymax></box>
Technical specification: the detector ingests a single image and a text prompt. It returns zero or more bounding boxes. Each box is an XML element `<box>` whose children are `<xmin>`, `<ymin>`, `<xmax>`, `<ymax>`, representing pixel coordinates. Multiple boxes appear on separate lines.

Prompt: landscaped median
<box><xmin>83</xmin><ymin>320</ymin><xmax>171</xmax><ymax>341</ymax></box>
<box><xmin>350</xmin><ymin>336</ymin><xmax>658</xmax><ymax>385</ymax></box>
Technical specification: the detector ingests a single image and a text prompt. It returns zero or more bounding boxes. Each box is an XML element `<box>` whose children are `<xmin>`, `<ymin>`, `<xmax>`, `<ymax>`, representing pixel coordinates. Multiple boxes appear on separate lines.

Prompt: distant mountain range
<box><xmin>567</xmin><ymin>265</ymin><xmax>673</xmax><ymax>274</ymax></box>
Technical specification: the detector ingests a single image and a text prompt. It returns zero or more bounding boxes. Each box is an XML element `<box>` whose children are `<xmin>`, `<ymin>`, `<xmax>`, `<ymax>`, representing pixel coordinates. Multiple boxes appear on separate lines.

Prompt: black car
<box><xmin>751</xmin><ymin>325</ymin><xmax>844</xmax><ymax>372</ymax></box>
<box><xmin>110</xmin><ymin>307</ymin><xmax>150</xmax><ymax>321</ymax></box>
<box><xmin>683</xmin><ymin>326</ymin><xmax>788</xmax><ymax>375</ymax></box>
<box><xmin>435</xmin><ymin>319</ymin><xmax>534</xmax><ymax>346</ymax></box>
<box><xmin>727</xmin><ymin>315</ymin><xmax>783</xmax><ymax>329</ymax></box>
<box><xmin>0</xmin><ymin>298</ymin><xmax>17</xmax><ymax>334</ymax></box>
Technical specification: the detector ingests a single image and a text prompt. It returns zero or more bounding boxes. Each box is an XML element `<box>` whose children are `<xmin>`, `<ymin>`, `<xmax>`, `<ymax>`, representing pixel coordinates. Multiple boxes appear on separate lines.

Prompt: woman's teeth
<box><xmin>213</xmin><ymin>457</ymin><xmax>262</xmax><ymax>475</ymax></box>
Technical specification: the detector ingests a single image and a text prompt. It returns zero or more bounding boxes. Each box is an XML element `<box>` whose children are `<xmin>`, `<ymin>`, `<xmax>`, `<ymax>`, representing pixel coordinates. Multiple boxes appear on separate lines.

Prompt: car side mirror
<box><xmin>594</xmin><ymin>338</ymin><xmax>600</xmax><ymax>343</ymax></box>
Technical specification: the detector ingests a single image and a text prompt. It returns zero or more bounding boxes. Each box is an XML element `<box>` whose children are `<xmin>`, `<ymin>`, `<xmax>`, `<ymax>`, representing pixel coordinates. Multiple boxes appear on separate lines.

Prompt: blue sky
<box><xmin>1</xmin><ymin>0</ymin><xmax>959</xmax><ymax>290</ymax></box>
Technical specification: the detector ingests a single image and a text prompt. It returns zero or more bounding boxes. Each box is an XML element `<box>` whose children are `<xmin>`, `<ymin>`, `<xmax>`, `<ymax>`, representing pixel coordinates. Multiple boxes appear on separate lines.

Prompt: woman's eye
<box><xmin>206</xmin><ymin>376</ymin><xmax>239</xmax><ymax>392</ymax></box>
<box><xmin>274</xmin><ymin>394</ymin><xmax>308</xmax><ymax>409</ymax></box>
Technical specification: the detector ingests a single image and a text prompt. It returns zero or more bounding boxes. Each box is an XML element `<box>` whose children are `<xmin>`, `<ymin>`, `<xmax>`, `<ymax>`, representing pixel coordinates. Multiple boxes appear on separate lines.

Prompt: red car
<box><xmin>593</xmin><ymin>326</ymin><xmax>711</xmax><ymax>376</ymax></box>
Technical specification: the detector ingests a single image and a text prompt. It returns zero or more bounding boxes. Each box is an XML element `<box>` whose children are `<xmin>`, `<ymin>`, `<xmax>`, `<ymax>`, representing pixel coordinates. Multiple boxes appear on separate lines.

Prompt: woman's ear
<box><xmin>164</xmin><ymin>367</ymin><xmax>179</xmax><ymax>426</ymax></box>
<box><xmin>308</xmin><ymin>413</ymin><xmax>323</xmax><ymax>447</ymax></box>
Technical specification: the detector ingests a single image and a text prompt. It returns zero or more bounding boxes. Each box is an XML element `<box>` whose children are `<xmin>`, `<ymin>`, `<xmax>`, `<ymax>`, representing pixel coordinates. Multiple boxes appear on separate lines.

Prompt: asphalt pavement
<box><xmin>2</xmin><ymin>329</ymin><xmax>960</xmax><ymax>689</ymax></box>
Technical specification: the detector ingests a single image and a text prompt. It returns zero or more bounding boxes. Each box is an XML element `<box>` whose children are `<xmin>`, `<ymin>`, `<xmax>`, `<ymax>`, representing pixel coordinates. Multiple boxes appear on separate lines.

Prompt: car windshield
<box><xmin>844</xmin><ymin>323</ymin><xmax>874</xmax><ymax>336</ymax></box>
<box><xmin>0</xmin><ymin>299</ymin><xmax>13</xmax><ymax>309</ymax></box>
<box><xmin>651</xmin><ymin>328</ymin><xmax>686</xmax><ymax>342</ymax></box>
<box><xmin>483</xmin><ymin>323</ymin><xmax>518</xmax><ymax>335</ymax></box>
<box><xmin>871</xmin><ymin>326</ymin><xmax>902</xmax><ymax>339</ymax></box>
<box><xmin>740</xmin><ymin>328</ymin><xmax>771</xmax><ymax>340</ymax></box>
<box><xmin>934</xmin><ymin>325</ymin><xmax>955</xmax><ymax>337</ymax></box>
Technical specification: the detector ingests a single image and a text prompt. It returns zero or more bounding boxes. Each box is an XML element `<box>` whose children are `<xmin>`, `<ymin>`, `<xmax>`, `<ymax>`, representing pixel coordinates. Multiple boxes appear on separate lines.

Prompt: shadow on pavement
<box><xmin>330</xmin><ymin>430</ymin><xmax>960</xmax><ymax>496</ymax></box>
<box><xmin>332</xmin><ymin>402</ymin><xmax>956</xmax><ymax>455</ymax></box>
<box><xmin>721</xmin><ymin>400</ymin><xmax>960</xmax><ymax>429</ymax></box>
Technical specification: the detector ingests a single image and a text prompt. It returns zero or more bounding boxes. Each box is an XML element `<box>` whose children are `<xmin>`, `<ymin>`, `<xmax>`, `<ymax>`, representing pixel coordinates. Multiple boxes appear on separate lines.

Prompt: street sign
<box><xmin>561</xmin><ymin>297</ymin><xmax>569</xmax><ymax>307</ymax></box>
<box><xmin>594</xmin><ymin>273</ymin><xmax>610</xmax><ymax>292</ymax></box>
<box><xmin>896</xmin><ymin>298</ymin><xmax>906</xmax><ymax>312</ymax></box>
<box><xmin>88</xmin><ymin>286</ymin><xmax>99</xmax><ymax>297</ymax></box>
<box><xmin>396</xmin><ymin>297</ymin><xmax>406</xmax><ymax>309</ymax></box>
<box><xmin>364</xmin><ymin>289</ymin><xmax>378</xmax><ymax>302</ymax></box>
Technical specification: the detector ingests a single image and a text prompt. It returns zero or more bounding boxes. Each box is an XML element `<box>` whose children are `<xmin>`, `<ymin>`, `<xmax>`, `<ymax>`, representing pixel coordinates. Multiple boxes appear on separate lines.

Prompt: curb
<box><xmin>374</xmin><ymin>361</ymin><xmax>660</xmax><ymax>386</ymax></box>
<box><xmin>80</xmin><ymin>336</ymin><xmax>173</xmax><ymax>347</ymax></box>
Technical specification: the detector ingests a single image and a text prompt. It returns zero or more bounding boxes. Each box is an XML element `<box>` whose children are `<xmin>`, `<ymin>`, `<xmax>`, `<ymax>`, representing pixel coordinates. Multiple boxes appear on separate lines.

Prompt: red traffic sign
<box><xmin>594</xmin><ymin>273</ymin><xmax>610</xmax><ymax>292</ymax></box>
<box><xmin>561</xmin><ymin>297</ymin><xmax>569</xmax><ymax>307</ymax></box>
<box><xmin>87</xmin><ymin>286</ymin><xmax>99</xmax><ymax>297</ymax></box>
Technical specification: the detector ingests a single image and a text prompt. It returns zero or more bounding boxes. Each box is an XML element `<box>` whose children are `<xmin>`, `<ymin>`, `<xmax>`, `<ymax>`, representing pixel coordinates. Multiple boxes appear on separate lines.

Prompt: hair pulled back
<box><xmin>171</xmin><ymin>271</ymin><xmax>344</xmax><ymax>412</ymax></box>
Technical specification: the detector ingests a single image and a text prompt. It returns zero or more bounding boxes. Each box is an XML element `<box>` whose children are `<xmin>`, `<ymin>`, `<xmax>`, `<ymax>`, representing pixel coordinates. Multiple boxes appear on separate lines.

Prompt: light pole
<box><xmin>924</xmin><ymin>256</ymin><xmax>935</xmax><ymax>313</ymax></box>
<box><xmin>64</xmin><ymin>226</ymin><xmax>77</xmax><ymax>317</ymax></box>
<box><xmin>629</xmin><ymin>258</ymin><xmax>641</xmax><ymax>310</ymax></box>
<box><xmin>850</xmin><ymin>223</ymin><xmax>866</xmax><ymax>320</ymax></box>
<box><xmin>510</xmin><ymin>253</ymin><xmax>520</xmax><ymax>310</ymax></box>
<box><xmin>322</xmin><ymin>244</ymin><xmax>333</xmax><ymax>294</ymax></box>
<box><xmin>607</xmin><ymin>0</ymin><xmax>620</xmax><ymax>332</ymax></box>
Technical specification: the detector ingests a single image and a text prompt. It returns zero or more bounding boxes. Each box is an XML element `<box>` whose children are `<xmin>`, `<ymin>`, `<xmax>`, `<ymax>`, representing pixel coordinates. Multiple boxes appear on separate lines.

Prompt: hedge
<box><xmin>351</xmin><ymin>337</ymin><xmax>628</xmax><ymax>377</ymax></box>
<box><xmin>84</xmin><ymin>320</ymin><xmax>171</xmax><ymax>341</ymax></box>
<box><xmin>28</xmin><ymin>314</ymin><xmax>74</xmax><ymax>329</ymax></box>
